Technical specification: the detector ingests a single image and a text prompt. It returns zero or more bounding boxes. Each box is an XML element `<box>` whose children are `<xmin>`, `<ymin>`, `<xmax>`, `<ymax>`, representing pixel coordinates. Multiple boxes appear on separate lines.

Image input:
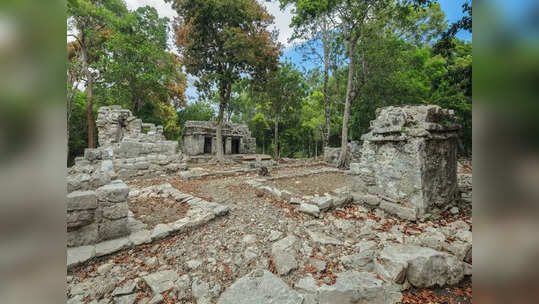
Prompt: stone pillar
<box><xmin>351</xmin><ymin>105</ymin><xmax>460</xmax><ymax>220</ymax></box>
<box><xmin>225</xmin><ymin>137</ymin><xmax>232</xmax><ymax>154</ymax></box>
<box><xmin>95</xmin><ymin>180</ymin><xmax>129</xmax><ymax>241</ymax></box>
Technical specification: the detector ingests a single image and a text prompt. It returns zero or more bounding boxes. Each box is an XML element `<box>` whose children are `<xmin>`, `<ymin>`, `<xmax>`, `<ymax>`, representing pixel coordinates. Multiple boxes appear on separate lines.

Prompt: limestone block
<box><xmin>68</xmin><ymin>223</ymin><xmax>98</xmax><ymax>247</ymax></box>
<box><xmin>98</xmin><ymin>218</ymin><xmax>128</xmax><ymax>241</ymax></box>
<box><xmin>67</xmin><ymin>190</ymin><xmax>97</xmax><ymax>211</ymax></box>
<box><xmin>96</xmin><ymin>180</ymin><xmax>129</xmax><ymax>203</ymax></box>
<box><xmin>67</xmin><ymin>210</ymin><xmax>95</xmax><ymax>229</ymax></box>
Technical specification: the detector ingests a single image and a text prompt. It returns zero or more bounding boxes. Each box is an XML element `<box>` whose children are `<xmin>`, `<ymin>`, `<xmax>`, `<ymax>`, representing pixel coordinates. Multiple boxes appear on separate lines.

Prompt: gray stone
<box><xmin>242</xmin><ymin>234</ymin><xmax>257</xmax><ymax>244</ymax></box>
<box><xmin>268</xmin><ymin>230</ymin><xmax>282</xmax><ymax>242</ymax></box>
<box><xmin>379</xmin><ymin>201</ymin><xmax>417</xmax><ymax>221</ymax></box>
<box><xmin>295</xmin><ymin>276</ymin><xmax>320</xmax><ymax>293</ymax></box>
<box><xmin>299</xmin><ymin>203</ymin><xmax>320</xmax><ymax>218</ymax></box>
<box><xmin>244</xmin><ymin>246</ymin><xmax>259</xmax><ymax>264</ymax></box>
<box><xmin>176</xmin><ymin>274</ymin><xmax>191</xmax><ymax>300</ymax></box>
<box><xmin>143</xmin><ymin>270</ymin><xmax>179</xmax><ymax>294</ymax></box>
<box><xmin>147</xmin><ymin>294</ymin><xmax>163</xmax><ymax>304</ymax></box>
<box><xmin>186</xmin><ymin>259</ymin><xmax>202</xmax><ymax>270</ymax></box>
<box><xmin>375</xmin><ymin>244</ymin><xmax>465</xmax><ymax>288</ymax></box>
<box><xmin>308</xmin><ymin>258</ymin><xmax>327</xmax><ymax>272</ymax></box>
<box><xmin>450</xmin><ymin>207</ymin><xmax>459</xmax><ymax>214</ymax></box>
<box><xmin>306</xmin><ymin>229</ymin><xmax>342</xmax><ymax>245</ymax></box>
<box><xmin>129</xmin><ymin>229</ymin><xmax>152</xmax><ymax>246</ymax></box>
<box><xmin>67</xmin><ymin>191</ymin><xmax>97</xmax><ymax>211</ymax></box>
<box><xmin>101</xmin><ymin>202</ymin><xmax>129</xmax><ymax>220</ymax></box>
<box><xmin>98</xmin><ymin>217</ymin><xmax>128</xmax><ymax>240</ymax></box>
<box><xmin>95</xmin><ymin>237</ymin><xmax>131</xmax><ymax>256</ymax></box>
<box><xmin>217</xmin><ymin>269</ymin><xmax>303</xmax><ymax>304</ymax></box>
<box><xmin>352</xmin><ymin>193</ymin><xmax>380</xmax><ymax>206</ymax></box>
<box><xmin>151</xmin><ymin>223</ymin><xmax>173</xmax><ymax>240</ymax></box>
<box><xmin>113</xmin><ymin>279</ymin><xmax>138</xmax><ymax>296</ymax></box>
<box><xmin>192</xmin><ymin>279</ymin><xmax>211</xmax><ymax>304</ymax></box>
<box><xmin>68</xmin><ymin>222</ymin><xmax>98</xmax><ymax>247</ymax></box>
<box><xmin>271</xmin><ymin>235</ymin><xmax>298</xmax><ymax>275</ymax></box>
<box><xmin>67</xmin><ymin>245</ymin><xmax>95</xmax><ymax>268</ymax></box>
<box><xmin>113</xmin><ymin>293</ymin><xmax>138</xmax><ymax>304</ymax></box>
<box><xmin>97</xmin><ymin>262</ymin><xmax>114</xmax><ymax>275</ymax></box>
<box><xmin>96</xmin><ymin>180</ymin><xmax>129</xmax><ymax>203</ymax></box>
<box><xmin>310</xmin><ymin>196</ymin><xmax>333</xmax><ymax>210</ymax></box>
<box><xmin>317</xmin><ymin>271</ymin><xmax>402</xmax><ymax>304</ymax></box>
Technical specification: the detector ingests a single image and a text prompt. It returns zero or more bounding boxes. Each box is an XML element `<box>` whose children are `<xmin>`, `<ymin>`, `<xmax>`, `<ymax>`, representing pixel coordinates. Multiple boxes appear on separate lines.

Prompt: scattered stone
<box><xmin>271</xmin><ymin>235</ymin><xmax>299</xmax><ymax>275</ymax></box>
<box><xmin>450</xmin><ymin>207</ymin><xmax>459</xmax><ymax>214</ymax></box>
<box><xmin>192</xmin><ymin>278</ymin><xmax>211</xmax><ymax>304</ymax></box>
<box><xmin>186</xmin><ymin>259</ymin><xmax>202</xmax><ymax>270</ymax></box>
<box><xmin>306</xmin><ymin>229</ymin><xmax>342</xmax><ymax>245</ymax></box>
<box><xmin>217</xmin><ymin>269</ymin><xmax>303</xmax><ymax>304</ymax></box>
<box><xmin>308</xmin><ymin>258</ymin><xmax>327</xmax><ymax>272</ymax></box>
<box><xmin>242</xmin><ymin>234</ymin><xmax>257</xmax><ymax>244</ymax></box>
<box><xmin>67</xmin><ymin>245</ymin><xmax>95</xmax><ymax>268</ymax></box>
<box><xmin>267</xmin><ymin>230</ymin><xmax>282</xmax><ymax>242</ymax></box>
<box><xmin>244</xmin><ymin>246</ymin><xmax>259</xmax><ymax>264</ymax></box>
<box><xmin>112</xmin><ymin>279</ymin><xmax>138</xmax><ymax>297</ymax></box>
<box><xmin>295</xmin><ymin>276</ymin><xmax>320</xmax><ymax>293</ymax></box>
<box><xmin>143</xmin><ymin>270</ymin><xmax>179</xmax><ymax>294</ymax></box>
<box><xmin>147</xmin><ymin>294</ymin><xmax>164</xmax><ymax>304</ymax></box>
<box><xmin>113</xmin><ymin>293</ymin><xmax>138</xmax><ymax>304</ymax></box>
<box><xmin>129</xmin><ymin>229</ymin><xmax>152</xmax><ymax>246</ymax></box>
<box><xmin>299</xmin><ymin>203</ymin><xmax>320</xmax><ymax>218</ymax></box>
<box><xmin>145</xmin><ymin>256</ymin><xmax>158</xmax><ymax>268</ymax></box>
<box><xmin>151</xmin><ymin>223</ymin><xmax>172</xmax><ymax>240</ymax></box>
<box><xmin>95</xmin><ymin>237</ymin><xmax>131</xmax><ymax>257</ymax></box>
<box><xmin>97</xmin><ymin>262</ymin><xmax>114</xmax><ymax>275</ymax></box>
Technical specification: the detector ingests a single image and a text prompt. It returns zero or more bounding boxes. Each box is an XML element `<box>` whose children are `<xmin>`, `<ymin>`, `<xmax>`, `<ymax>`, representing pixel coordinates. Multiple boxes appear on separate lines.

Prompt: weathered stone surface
<box><xmin>295</xmin><ymin>276</ymin><xmax>319</xmax><ymax>293</ymax></box>
<box><xmin>351</xmin><ymin>193</ymin><xmax>380</xmax><ymax>206</ymax></box>
<box><xmin>68</xmin><ymin>223</ymin><xmax>98</xmax><ymax>247</ymax></box>
<box><xmin>271</xmin><ymin>235</ymin><xmax>298</xmax><ymax>275</ymax></box>
<box><xmin>182</xmin><ymin>120</ymin><xmax>256</xmax><ymax>156</ymax></box>
<box><xmin>354</xmin><ymin>105</ymin><xmax>459</xmax><ymax>219</ymax></box>
<box><xmin>151</xmin><ymin>223</ymin><xmax>173</xmax><ymax>240</ymax></box>
<box><xmin>67</xmin><ymin>191</ymin><xmax>97</xmax><ymax>211</ymax></box>
<box><xmin>299</xmin><ymin>203</ymin><xmax>320</xmax><ymax>217</ymax></box>
<box><xmin>379</xmin><ymin>201</ymin><xmax>417</xmax><ymax>221</ymax></box>
<box><xmin>217</xmin><ymin>269</ymin><xmax>303</xmax><ymax>304</ymax></box>
<box><xmin>317</xmin><ymin>271</ymin><xmax>402</xmax><ymax>304</ymax></box>
<box><xmin>143</xmin><ymin>270</ymin><xmax>179</xmax><ymax>294</ymax></box>
<box><xmin>129</xmin><ymin>229</ymin><xmax>152</xmax><ymax>246</ymax></box>
<box><xmin>67</xmin><ymin>245</ymin><xmax>95</xmax><ymax>268</ymax></box>
<box><xmin>306</xmin><ymin>229</ymin><xmax>342</xmax><ymax>245</ymax></box>
<box><xmin>310</xmin><ymin>196</ymin><xmax>333</xmax><ymax>210</ymax></box>
<box><xmin>96</xmin><ymin>180</ymin><xmax>129</xmax><ymax>202</ymax></box>
<box><xmin>95</xmin><ymin>237</ymin><xmax>131</xmax><ymax>257</ymax></box>
<box><xmin>101</xmin><ymin>202</ymin><xmax>128</xmax><ymax>220</ymax></box>
<box><xmin>375</xmin><ymin>244</ymin><xmax>465</xmax><ymax>288</ymax></box>
<box><xmin>98</xmin><ymin>218</ymin><xmax>128</xmax><ymax>241</ymax></box>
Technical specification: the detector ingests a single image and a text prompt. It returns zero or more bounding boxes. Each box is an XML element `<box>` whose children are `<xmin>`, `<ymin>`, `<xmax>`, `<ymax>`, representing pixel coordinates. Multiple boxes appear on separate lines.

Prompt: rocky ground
<box><xmin>67</xmin><ymin>163</ymin><xmax>472</xmax><ymax>304</ymax></box>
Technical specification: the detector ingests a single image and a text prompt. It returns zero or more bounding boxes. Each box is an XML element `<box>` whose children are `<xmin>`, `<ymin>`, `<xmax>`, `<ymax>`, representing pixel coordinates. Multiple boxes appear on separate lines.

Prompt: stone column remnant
<box><xmin>351</xmin><ymin>105</ymin><xmax>460</xmax><ymax>220</ymax></box>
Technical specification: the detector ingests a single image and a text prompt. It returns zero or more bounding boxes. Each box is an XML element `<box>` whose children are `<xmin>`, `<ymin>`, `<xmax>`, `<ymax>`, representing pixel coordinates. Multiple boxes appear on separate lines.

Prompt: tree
<box><xmin>264</xmin><ymin>63</ymin><xmax>306</xmax><ymax>160</ymax></box>
<box><xmin>67</xmin><ymin>0</ymin><xmax>128</xmax><ymax>148</ymax></box>
<box><xmin>99</xmin><ymin>6</ymin><xmax>187</xmax><ymax>114</ymax></box>
<box><xmin>249</xmin><ymin>112</ymin><xmax>270</xmax><ymax>154</ymax></box>
<box><xmin>170</xmin><ymin>0</ymin><xmax>280</xmax><ymax>162</ymax></box>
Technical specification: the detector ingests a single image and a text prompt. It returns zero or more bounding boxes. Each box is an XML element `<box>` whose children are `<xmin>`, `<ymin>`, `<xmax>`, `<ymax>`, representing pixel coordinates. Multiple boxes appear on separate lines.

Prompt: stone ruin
<box><xmin>323</xmin><ymin>140</ymin><xmax>361</xmax><ymax>166</ymax></box>
<box><xmin>351</xmin><ymin>105</ymin><xmax>460</xmax><ymax>220</ymax></box>
<box><xmin>67</xmin><ymin>149</ymin><xmax>129</xmax><ymax>247</ymax></box>
<box><xmin>182</xmin><ymin>120</ymin><xmax>256</xmax><ymax>156</ymax></box>
<box><xmin>96</xmin><ymin>106</ymin><xmax>186</xmax><ymax>180</ymax></box>
<box><xmin>67</xmin><ymin>105</ymin><xmax>186</xmax><ymax>247</ymax></box>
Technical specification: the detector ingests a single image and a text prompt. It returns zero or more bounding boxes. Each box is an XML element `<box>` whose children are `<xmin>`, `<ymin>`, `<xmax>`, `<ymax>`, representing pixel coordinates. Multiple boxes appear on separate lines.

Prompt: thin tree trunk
<box><xmin>274</xmin><ymin>113</ymin><xmax>279</xmax><ymax>161</ymax></box>
<box><xmin>216</xmin><ymin>83</ymin><xmax>228</xmax><ymax>162</ymax></box>
<box><xmin>81</xmin><ymin>42</ymin><xmax>95</xmax><ymax>149</ymax></box>
<box><xmin>337</xmin><ymin>38</ymin><xmax>357</xmax><ymax>169</ymax></box>
<box><xmin>322</xmin><ymin>22</ymin><xmax>331</xmax><ymax>153</ymax></box>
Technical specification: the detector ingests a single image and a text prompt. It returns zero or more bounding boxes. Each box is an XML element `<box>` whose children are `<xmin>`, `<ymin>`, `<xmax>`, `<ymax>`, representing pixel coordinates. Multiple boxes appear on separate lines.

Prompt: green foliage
<box><xmin>68</xmin><ymin>91</ymin><xmax>91</xmax><ymax>166</ymax></box>
<box><xmin>177</xmin><ymin>100</ymin><xmax>215</xmax><ymax>129</ymax></box>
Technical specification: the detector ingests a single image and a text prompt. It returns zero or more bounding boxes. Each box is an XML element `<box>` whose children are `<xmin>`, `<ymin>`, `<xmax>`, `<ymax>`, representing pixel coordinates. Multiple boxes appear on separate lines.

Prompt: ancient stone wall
<box><xmin>96</xmin><ymin>106</ymin><xmax>185</xmax><ymax>179</ymax></box>
<box><xmin>67</xmin><ymin>148</ymin><xmax>129</xmax><ymax>247</ymax></box>
<box><xmin>351</xmin><ymin>105</ymin><xmax>460</xmax><ymax>220</ymax></box>
<box><xmin>182</xmin><ymin>120</ymin><xmax>256</xmax><ymax>156</ymax></box>
<box><xmin>323</xmin><ymin>141</ymin><xmax>361</xmax><ymax>167</ymax></box>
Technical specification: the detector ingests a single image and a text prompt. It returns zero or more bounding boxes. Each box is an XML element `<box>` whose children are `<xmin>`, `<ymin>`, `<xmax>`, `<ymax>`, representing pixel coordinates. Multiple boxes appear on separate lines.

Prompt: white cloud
<box><xmin>259</xmin><ymin>1</ymin><xmax>294</xmax><ymax>47</ymax></box>
<box><xmin>124</xmin><ymin>0</ymin><xmax>177</xmax><ymax>19</ymax></box>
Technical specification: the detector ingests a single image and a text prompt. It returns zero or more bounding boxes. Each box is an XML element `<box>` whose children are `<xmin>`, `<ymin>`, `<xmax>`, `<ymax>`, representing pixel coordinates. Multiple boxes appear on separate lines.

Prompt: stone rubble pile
<box><xmin>323</xmin><ymin>140</ymin><xmax>361</xmax><ymax>167</ymax></box>
<box><xmin>97</xmin><ymin>106</ymin><xmax>187</xmax><ymax>180</ymax></box>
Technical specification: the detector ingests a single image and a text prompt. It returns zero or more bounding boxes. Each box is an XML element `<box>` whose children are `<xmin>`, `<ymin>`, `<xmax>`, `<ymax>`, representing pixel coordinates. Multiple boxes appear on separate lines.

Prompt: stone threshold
<box><xmin>67</xmin><ymin>186</ymin><xmax>230</xmax><ymax>270</ymax></box>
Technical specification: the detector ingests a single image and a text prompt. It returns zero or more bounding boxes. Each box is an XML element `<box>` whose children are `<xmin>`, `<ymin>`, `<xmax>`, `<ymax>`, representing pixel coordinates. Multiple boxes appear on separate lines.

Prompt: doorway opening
<box><xmin>232</xmin><ymin>138</ymin><xmax>240</xmax><ymax>154</ymax></box>
<box><xmin>204</xmin><ymin>137</ymin><xmax>212</xmax><ymax>154</ymax></box>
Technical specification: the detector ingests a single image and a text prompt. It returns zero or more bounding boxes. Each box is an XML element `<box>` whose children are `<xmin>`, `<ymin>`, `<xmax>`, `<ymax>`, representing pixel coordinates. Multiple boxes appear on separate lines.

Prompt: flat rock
<box><xmin>306</xmin><ymin>229</ymin><xmax>342</xmax><ymax>245</ymax></box>
<box><xmin>310</xmin><ymin>196</ymin><xmax>333</xmax><ymax>210</ymax></box>
<box><xmin>151</xmin><ymin>223</ymin><xmax>172</xmax><ymax>240</ymax></box>
<box><xmin>143</xmin><ymin>270</ymin><xmax>179</xmax><ymax>294</ymax></box>
<box><xmin>375</xmin><ymin>244</ymin><xmax>465</xmax><ymax>288</ymax></box>
<box><xmin>95</xmin><ymin>237</ymin><xmax>131</xmax><ymax>257</ymax></box>
<box><xmin>299</xmin><ymin>203</ymin><xmax>320</xmax><ymax>218</ymax></box>
<box><xmin>129</xmin><ymin>229</ymin><xmax>152</xmax><ymax>246</ymax></box>
<box><xmin>317</xmin><ymin>271</ymin><xmax>402</xmax><ymax>304</ymax></box>
<box><xmin>271</xmin><ymin>235</ymin><xmax>299</xmax><ymax>275</ymax></box>
<box><xmin>217</xmin><ymin>269</ymin><xmax>303</xmax><ymax>304</ymax></box>
<box><xmin>268</xmin><ymin>230</ymin><xmax>282</xmax><ymax>242</ymax></box>
<box><xmin>67</xmin><ymin>245</ymin><xmax>95</xmax><ymax>268</ymax></box>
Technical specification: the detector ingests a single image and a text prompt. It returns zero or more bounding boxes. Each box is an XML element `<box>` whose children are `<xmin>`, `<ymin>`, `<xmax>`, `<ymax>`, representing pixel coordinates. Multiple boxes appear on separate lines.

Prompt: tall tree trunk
<box><xmin>216</xmin><ymin>83</ymin><xmax>228</xmax><ymax>162</ymax></box>
<box><xmin>337</xmin><ymin>38</ymin><xmax>357</xmax><ymax>169</ymax></box>
<box><xmin>81</xmin><ymin>42</ymin><xmax>95</xmax><ymax>148</ymax></box>
<box><xmin>274</xmin><ymin>113</ymin><xmax>279</xmax><ymax>161</ymax></box>
<box><xmin>322</xmin><ymin>22</ymin><xmax>331</xmax><ymax>153</ymax></box>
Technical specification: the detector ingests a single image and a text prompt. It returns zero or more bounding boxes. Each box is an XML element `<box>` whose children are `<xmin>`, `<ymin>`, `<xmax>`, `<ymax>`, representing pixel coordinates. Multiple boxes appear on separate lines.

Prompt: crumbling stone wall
<box><xmin>351</xmin><ymin>105</ymin><xmax>460</xmax><ymax>220</ymax></box>
<box><xmin>96</xmin><ymin>106</ymin><xmax>185</xmax><ymax>180</ymax></box>
<box><xmin>323</xmin><ymin>141</ymin><xmax>361</xmax><ymax>166</ymax></box>
<box><xmin>182</xmin><ymin>120</ymin><xmax>256</xmax><ymax>156</ymax></box>
<box><xmin>67</xmin><ymin>148</ymin><xmax>129</xmax><ymax>247</ymax></box>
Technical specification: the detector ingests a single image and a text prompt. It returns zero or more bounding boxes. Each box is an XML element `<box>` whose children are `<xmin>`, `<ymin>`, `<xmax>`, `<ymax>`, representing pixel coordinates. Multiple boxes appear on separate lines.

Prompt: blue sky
<box><xmin>283</xmin><ymin>0</ymin><xmax>472</xmax><ymax>72</ymax></box>
<box><xmin>124</xmin><ymin>0</ymin><xmax>472</xmax><ymax>102</ymax></box>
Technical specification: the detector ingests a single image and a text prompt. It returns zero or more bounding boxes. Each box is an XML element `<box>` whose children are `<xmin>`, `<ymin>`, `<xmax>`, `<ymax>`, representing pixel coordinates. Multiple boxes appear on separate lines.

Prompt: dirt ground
<box><xmin>265</xmin><ymin>172</ymin><xmax>352</xmax><ymax>196</ymax></box>
<box><xmin>128</xmin><ymin>196</ymin><xmax>190</xmax><ymax>229</ymax></box>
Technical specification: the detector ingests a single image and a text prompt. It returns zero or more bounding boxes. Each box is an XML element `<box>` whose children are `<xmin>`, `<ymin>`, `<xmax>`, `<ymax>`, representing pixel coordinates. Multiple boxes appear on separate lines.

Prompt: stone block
<box><xmin>99</xmin><ymin>218</ymin><xmax>128</xmax><ymax>241</ymax></box>
<box><xmin>67</xmin><ymin>210</ymin><xmax>95</xmax><ymax>229</ymax></box>
<box><xmin>379</xmin><ymin>201</ymin><xmax>417</xmax><ymax>221</ymax></box>
<box><xmin>96</xmin><ymin>180</ymin><xmax>129</xmax><ymax>203</ymax></box>
<box><xmin>67</xmin><ymin>223</ymin><xmax>98</xmax><ymax>247</ymax></box>
<box><xmin>100</xmin><ymin>202</ymin><xmax>128</xmax><ymax>220</ymax></box>
<box><xmin>67</xmin><ymin>190</ymin><xmax>97</xmax><ymax>211</ymax></box>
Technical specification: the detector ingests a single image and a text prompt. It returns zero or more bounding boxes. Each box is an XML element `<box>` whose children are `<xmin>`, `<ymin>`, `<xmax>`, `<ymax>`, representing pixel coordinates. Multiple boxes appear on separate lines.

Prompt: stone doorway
<box><xmin>232</xmin><ymin>138</ymin><xmax>240</xmax><ymax>154</ymax></box>
<box><xmin>204</xmin><ymin>137</ymin><xmax>212</xmax><ymax>154</ymax></box>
